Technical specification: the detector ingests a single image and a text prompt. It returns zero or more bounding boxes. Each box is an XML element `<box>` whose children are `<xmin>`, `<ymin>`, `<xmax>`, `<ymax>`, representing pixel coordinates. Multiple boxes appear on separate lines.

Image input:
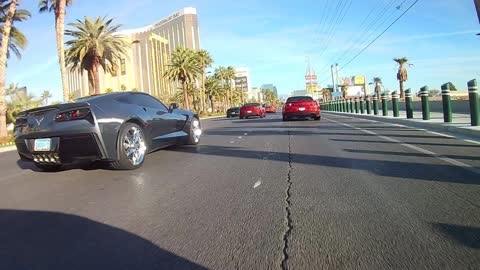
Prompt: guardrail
<box><xmin>319</xmin><ymin>79</ymin><xmax>480</xmax><ymax>127</ymax></box>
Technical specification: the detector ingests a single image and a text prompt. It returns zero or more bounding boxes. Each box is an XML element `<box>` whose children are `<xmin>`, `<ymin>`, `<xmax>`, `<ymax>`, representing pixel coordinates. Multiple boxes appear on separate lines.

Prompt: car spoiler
<box><xmin>18</xmin><ymin>102</ymin><xmax>91</xmax><ymax>116</ymax></box>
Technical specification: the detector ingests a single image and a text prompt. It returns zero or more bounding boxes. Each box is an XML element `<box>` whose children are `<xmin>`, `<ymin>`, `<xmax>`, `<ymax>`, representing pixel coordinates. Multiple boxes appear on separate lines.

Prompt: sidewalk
<box><xmin>325</xmin><ymin>110</ymin><xmax>480</xmax><ymax>138</ymax></box>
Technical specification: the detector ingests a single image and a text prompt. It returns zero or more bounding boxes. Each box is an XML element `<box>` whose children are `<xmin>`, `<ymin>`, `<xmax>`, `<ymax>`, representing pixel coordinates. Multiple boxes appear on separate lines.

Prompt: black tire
<box><xmin>111</xmin><ymin>123</ymin><xmax>147</xmax><ymax>170</ymax></box>
<box><xmin>185</xmin><ymin>117</ymin><xmax>201</xmax><ymax>145</ymax></box>
<box><xmin>314</xmin><ymin>116</ymin><xmax>321</xmax><ymax>120</ymax></box>
<box><xmin>282</xmin><ymin>115</ymin><xmax>288</xmax><ymax>121</ymax></box>
<box><xmin>240</xmin><ymin>116</ymin><xmax>244</xmax><ymax>119</ymax></box>
<box><xmin>34</xmin><ymin>163</ymin><xmax>62</xmax><ymax>172</ymax></box>
<box><xmin>226</xmin><ymin>114</ymin><xmax>231</xmax><ymax>118</ymax></box>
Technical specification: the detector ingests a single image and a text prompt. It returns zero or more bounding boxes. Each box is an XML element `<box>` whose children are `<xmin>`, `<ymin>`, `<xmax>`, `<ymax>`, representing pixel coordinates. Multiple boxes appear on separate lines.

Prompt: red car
<box><xmin>282</xmin><ymin>96</ymin><xmax>320</xmax><ymax>121</ymax></box>
<box><xmin>265</xmin><ymin>105</ymin><xmax>277</xmax><ymax>113</ymax></box>
<box><xmin>240</xmin><ymin>103</ymin><xmax>266</xmax><ymax>119</ymax></box>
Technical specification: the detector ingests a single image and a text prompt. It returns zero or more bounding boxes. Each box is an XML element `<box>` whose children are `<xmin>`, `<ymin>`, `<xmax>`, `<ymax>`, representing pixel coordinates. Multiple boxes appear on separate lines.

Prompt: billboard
<box><xmin>235</xmin><ymin>76</ymin><xmax>248</xmax><ymax>92</ymax></box>
<box><xmin>353</xmin><ymin>76</ymin><xmax>365</xmax><ymax>86</ymax></box>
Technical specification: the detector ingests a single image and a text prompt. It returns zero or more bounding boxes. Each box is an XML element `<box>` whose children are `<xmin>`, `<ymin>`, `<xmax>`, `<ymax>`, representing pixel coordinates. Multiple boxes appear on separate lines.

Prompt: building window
<box><xmin>120</xmin><ymin>58</ymin><xmax>126</xmax><ymax>75</ymax></box>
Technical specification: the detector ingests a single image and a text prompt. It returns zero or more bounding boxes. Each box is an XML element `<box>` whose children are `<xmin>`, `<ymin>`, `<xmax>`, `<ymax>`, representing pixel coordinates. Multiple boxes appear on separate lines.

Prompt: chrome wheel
<box><xmin>123</xmin><ymin>126</ymin><xmax>146</xmax><ymax>166</ymax></box>
<box><xmin>192</xmin><ymin>119</ymin><xmax>202</xmax><ymax>143</ymax></box>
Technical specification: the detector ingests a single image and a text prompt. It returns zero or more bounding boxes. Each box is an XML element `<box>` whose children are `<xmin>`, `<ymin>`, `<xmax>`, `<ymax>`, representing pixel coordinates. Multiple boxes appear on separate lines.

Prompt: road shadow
<box><xmin>343</xmin><ymin>149</ymin><xmax>480</xmax><ymax>161</ymax></box>
<box><xmin>173</xmin><ymin>145</ymin><xmax>479</xmax><ymax>185</ymax></box>
<box><xmin>232</xmin><ymin>118</ymin><xmax>284</xmax><ymax>124</ymax></box>
<box><xmin>432</xmin><ymin>223</ymin><xmax>480</xmax><ymax>249</ymax></box>
<box><xmin>331</xmin><ymin>138</ymin><xmax>480</xmax><ymax>148</ymax></box>
<box><xmin>0</xmin><ymin>209</ymin><xmax>207</xmax><ymax>270</ymax></box>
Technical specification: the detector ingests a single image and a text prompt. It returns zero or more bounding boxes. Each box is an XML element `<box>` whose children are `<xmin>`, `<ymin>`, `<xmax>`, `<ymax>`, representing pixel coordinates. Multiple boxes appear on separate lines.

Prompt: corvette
<box><xmin>14</xmin><ymin>92</ymin><xmax>201</xmax><ymax>171</ymax></box>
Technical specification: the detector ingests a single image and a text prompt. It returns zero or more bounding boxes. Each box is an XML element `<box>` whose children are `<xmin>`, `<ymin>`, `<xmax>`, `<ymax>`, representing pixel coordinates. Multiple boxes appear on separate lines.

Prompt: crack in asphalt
<box><xmin>281</xmin><ymin>127</ymin><xmax>293</xmax><ymax>270</ymax></box>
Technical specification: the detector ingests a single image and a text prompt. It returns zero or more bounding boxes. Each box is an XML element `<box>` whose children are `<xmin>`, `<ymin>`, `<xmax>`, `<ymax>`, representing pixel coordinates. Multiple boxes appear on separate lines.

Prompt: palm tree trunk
<box><xmin>87</xmin><ymin>69</ymin><xmax>95</xmax><ymax>96</ymax></box>
<box><xmin>182</xmin><ymin>80</ymin><xmax>190</xmax><ymax>110</ymax></box>
<box><xmin>399</xmin><ymin>80</ymin><xmax>404</xmax><ymax>99</ymax></box>
<box><xmin>55</xmin><ymin>0</ymin><xmax>69</xmax><ymax>101</ymax></box>
<box><xmin>93</xmin><ymin>63</ymin><xmax>101</xmax><ymax>95</ymax></box>
<box><xmin>0</xmin><ymin>0</ymin><xmax>17</xmax><ymax>138</ymax></box>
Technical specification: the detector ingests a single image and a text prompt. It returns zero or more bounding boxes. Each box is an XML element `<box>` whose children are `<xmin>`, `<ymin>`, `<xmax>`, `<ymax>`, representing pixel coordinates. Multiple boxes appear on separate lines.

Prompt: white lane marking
<box><xmin>325</xmin><ymin>117</ymin><xmax>480</xmax><ymax>175</ymax></box>
<box><xmin>253</xmin><ymin>181</ymin><xmax>262</xmax><ymax>188</ymax></box>
<box><xmin>244</xmin><ymin>133</ymin><xmax>248</xmax><ymax>136</ymax></box>
<box><xmin>238</xmin><ymin>136</ymin><xmax>243</xmax><ymax>139</ymax></box>
<box><xmin>229</xmin><ymin>141</ymin><xmax>235</xmax><ymax>144</ymax></box>
<box><xmin>325</xmin><ymin>113</ymin><xmax>479</xmax><ymax>143</ymax></box>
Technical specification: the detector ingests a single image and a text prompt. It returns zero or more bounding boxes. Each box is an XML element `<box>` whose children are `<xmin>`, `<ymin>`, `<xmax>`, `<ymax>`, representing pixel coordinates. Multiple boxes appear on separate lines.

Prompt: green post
<box><xmin>350</xmin><ymin>98</ymin><xmax>354</xmax><ymax>113</ymax></box>
<box><xmin>405</xmin><ymin>89</ymin><xmax>413</xmax><ymax>119</ymax></box>
<box><xmin>354</xmin><ymin>97</ymin><xmax>359</xmax><ymax>113</ymax></box>
<box><xmin>373</xmin><ymin>94</ymin><xmax>379</xmax><ymax>115</ymax></box>
<box><xmin>468</xmin><ymin>79</ymin><xmax>479</xmax><ymax>126</ymax></box>
<box><xmin>366</xmin><ymin>95</ymin><xmax>372</xmax><ymax>114</ymax></box>
<box><xmin>441</xmin><ymin>83</ymin><xmax>452</xmax><ymax>123</ymax></box>
<box><xmin>360</xmin><ymin>97</ymin><xmax>365</xmax><ymax>114</ymax></box>
<box><xmin>335</xmin><ymin>99</ymin><xmax>339</xmax><ymax>112</ymax></box>
<box><xmin>381</xmin><ymin>92</ymin><xmax>388</xmax><ymax>116</ymax></box>
<box><xmin>420</xmin><ymin>86</ymin><xmax>430</xmax><ymax>120</ymax></box>
<box><xmin>392</xmin><ymin>91</ymin><xmax>400</xmax><ymax>117</ymax></box>
<box><xmin>343</xmin><ymin>98</ymin><xmax>347</xmax><ymax>113</ymax></box>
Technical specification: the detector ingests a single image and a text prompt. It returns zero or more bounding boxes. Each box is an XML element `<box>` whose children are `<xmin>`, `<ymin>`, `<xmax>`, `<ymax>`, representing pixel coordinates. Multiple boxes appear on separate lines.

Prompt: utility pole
<box><xmin>331</xmin><ymin>65</ymin><xmax>337</xmax><ymax>96</ymax></box>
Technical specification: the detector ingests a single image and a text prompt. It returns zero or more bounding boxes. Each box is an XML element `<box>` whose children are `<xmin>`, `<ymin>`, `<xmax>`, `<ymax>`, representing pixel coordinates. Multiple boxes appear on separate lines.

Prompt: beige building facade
<box><xmin>67</xmin><ymin>7</ymin><xmax>200</xmax><ymax>98</ymax></box>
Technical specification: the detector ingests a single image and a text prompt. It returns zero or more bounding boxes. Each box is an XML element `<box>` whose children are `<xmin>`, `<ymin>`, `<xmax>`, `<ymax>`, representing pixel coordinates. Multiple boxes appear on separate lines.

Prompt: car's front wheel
<box><xmin>111</xmin><ymin>123</ymin><xmax>147</xmax><ymax>170</ymax></box>
<box><xmin>185</xmin><ymin>117</ymin><xmax>202</xmax><ymax>145</ymax></box>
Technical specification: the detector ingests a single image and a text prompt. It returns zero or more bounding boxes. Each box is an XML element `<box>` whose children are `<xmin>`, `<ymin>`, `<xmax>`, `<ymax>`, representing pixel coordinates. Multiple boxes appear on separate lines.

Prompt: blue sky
<box><xmin>6</xmin><ymin>0</ymin><xmax>480</xmax><ymax>101</ymax></box>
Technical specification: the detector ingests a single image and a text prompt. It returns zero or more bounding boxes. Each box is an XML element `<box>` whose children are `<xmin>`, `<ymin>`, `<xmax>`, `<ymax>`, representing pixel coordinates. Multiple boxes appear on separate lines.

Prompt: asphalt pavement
<box><xmin>0</xmin><ymin>112</ymin><xmax>479</xmax><ymax>270</ymax></box>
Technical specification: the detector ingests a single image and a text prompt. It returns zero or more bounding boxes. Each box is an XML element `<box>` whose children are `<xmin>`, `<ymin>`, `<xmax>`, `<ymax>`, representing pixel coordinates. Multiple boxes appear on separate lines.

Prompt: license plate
<box><xmin>298</xmin><ymin>107</ymin><xmax>306</xmax><ymax>111</ymax></box>
<box><xmin>34</xmin><ymin>138</ymin><xmax>51</xmax><ymax>152</ymax></box>
<box><xmin>247</xmin><ymin>110</ymin><xmax>252</xmax><ymax>113</ymax></box>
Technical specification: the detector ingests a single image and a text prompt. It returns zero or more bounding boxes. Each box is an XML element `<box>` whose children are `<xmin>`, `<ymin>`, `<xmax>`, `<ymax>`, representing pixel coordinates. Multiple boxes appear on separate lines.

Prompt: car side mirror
<box><xmin>169</xmin><ymin>103</ymin><xmax>179</xmax><ymax>112</ymax></box>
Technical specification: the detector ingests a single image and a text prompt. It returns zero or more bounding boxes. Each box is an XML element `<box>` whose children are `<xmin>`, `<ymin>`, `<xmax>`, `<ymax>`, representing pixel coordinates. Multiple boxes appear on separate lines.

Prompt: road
<box><xmin>1</xmin><ymin>113</ymin><xmax>479</xmax><ymax>270</ymax></box>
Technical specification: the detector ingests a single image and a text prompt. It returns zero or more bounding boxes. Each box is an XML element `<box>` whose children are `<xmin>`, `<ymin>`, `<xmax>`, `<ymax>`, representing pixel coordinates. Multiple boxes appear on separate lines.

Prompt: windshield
<box><xmin>244</xmin><ymin>103</ymin><xmax>260</xmax><ymax>106</ymax></box>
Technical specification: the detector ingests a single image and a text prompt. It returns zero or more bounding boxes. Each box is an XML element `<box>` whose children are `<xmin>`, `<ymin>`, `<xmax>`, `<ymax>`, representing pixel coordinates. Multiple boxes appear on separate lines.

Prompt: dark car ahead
<box><xmin>226</xmin><ymin>107</ymin><xmax>240</xmax><ymax>118</ymax></box>
<box><xmin>283</xmin><ymin>96</ymin><xmax>320</xmax><ymax>121</ymax></box>
<box><xmin>239</xmin><ymin>103</ymin><xmax>265</xmax><ymax>119</ymax></box>
<box><xmin>14</xmin><ymin>92</ymin><xmax>201</xmax><ymax>171</ymax></box>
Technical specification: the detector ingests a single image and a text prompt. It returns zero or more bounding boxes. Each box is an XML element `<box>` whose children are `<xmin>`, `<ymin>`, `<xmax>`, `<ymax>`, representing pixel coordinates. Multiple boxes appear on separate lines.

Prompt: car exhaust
<box><xmin>33</xmin><ymin>154</ymin><xmax>61</xmax><ymax>164</ymax></box>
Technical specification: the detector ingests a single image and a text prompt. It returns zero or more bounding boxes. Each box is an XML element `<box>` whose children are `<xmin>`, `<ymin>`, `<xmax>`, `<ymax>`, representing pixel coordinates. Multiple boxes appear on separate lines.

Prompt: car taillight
<box><xmin>55</xmin><ymin>108</ymin><xmax>90</xmax><ymax>122</ymax></box>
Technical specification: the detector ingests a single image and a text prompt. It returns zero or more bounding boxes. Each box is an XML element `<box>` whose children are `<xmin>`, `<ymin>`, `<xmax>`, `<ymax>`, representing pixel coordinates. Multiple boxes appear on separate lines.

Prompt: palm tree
<box><xmin>196</xmin><ymin>49</ymin><xmax>213</xmax><ymax>113</ymax></box>
<box><xmin>225</xmin><ymin>66</ymin><xmax>236</xmax><ymax>107</ymax></box>
<box><xmin>340</xmin><ymin>84</ymin><xmax>348</xmax><ymax>98</ymax></box>
<box><xmin>394</xmin><ymin>57</ymin><xmax>409</xmax><ymax>99</ymax></box>
<box><xmin>0</xmin><ymin>8</ymin><xmax>30</xmax><ymax>60</ymax></box>
<box><xmin>40</xmin><ymin>90</ymin><xmax>52</xmax><ymax>105</ymax></box>
<box><xmin>164</xmin><ymin>47</ymin><xmax>201</xmax><ymax>111</ymax></box>
<box><xmin>39</xmin><ymin>0</ymin><xmax>73</xmax><ymax>102</ymax></box>
<box><xmin>6</xmin><ymin>89</ymin><xmax>41</xmax><ymax>123</ymax></box>
<box><xmin>0</xmin><ymin>0</ymin><xmax>18</xmax><ymax>138</ymax></box>
<box><xmin>65</xmin><ymin>16</ymin><xmax>130</xmax><ymax>96</ymax></box>
<box><xmin>205</xmin><ymin>76</ymin><xmax>222</xmax><ymax>112</ymax></box>
<box><xmin>373</xmin><ymin>77</ymin><xmax>382</xmax><ymax>99</ymax></box>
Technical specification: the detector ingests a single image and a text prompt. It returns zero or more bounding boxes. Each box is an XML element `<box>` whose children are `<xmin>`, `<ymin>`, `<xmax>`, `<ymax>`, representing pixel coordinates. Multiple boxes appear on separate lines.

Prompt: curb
<box><xmin>0</xmin><ymin>145</ymin><xmax>16</xmax><ymax>153</ymax></box>
<box><xmin>324</xmin><ymin>112</ymin><xmax>480</xmax><ymax>138</ymax></box>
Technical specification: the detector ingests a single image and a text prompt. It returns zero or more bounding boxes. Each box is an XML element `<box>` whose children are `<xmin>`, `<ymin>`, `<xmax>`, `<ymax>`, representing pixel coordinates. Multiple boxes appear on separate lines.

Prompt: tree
<box><xmin>196</xmin><ymin>49</ymin><xmax>213</xmax><ymax>113</ymax></box>
<box><xmin>40</xmin><ymin>90</ymin><xmax>52</xmax><ymax>105</ymax></box>
<box><xmin>6</xmin><ymin>84</ymin><xmax>41</xmax><ymax>123</ymax></box>
<box><xmin>225</xmin><ymin>66</ymin><xmax>236</xmax><ymax>107</ymax></box>
<box><xmin>205</xmin><ymin>76</ymin><xmax>222</xmax><ymax>112</ymax></box>
<box><xmin>164</xmin><ymin>47</ymin><xmax>201</xmax><ymax>111</ymax></box>
<box><xmin>0</xmin><ymin>8</ymin><xmax>30</xmax><ymax>60</ymax></box>
<box><xmin>39</xmin><ymin>0</ymin><xmax>73</xmax><ymax>102</ymax></box>
<box><xmin>340</xmin><ymin>84</ymin><xmax>348</xmax><ymax>98</ymax></box>
<box><xmin>65</xmin><ymin>16</ymin><xmax>130</xmax><ymax>96</ymax></box>
<box><xmin>373</xmin><ymin>77</ymin><xmax>382</xmax><ymax>99</ymax></box>
<box><xmin>394</xmin><ymin>57</ymin><xmax>409</xmax><ymax>99</ymax></box>
<box><xmin>120</xmin><ymin>84</ymin><xmax>127</xmax><ymax>91</ymax></box>
<box><xmin>0</xmin><ymin>0</ymin><xmax>18</xmax><ymax>138</ymax></box>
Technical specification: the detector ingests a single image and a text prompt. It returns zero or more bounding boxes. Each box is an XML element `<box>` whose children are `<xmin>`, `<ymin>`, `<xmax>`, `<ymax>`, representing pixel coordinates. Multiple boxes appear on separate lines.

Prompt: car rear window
<box><xmin>286</xmin><ymin>96</ymin><xmax>314</xmax><ymax>102</ymax></box>
<box><xmin>244</xmin><ymin>103</ymin><xmax>260</xmax><ymax>106</ymax></box>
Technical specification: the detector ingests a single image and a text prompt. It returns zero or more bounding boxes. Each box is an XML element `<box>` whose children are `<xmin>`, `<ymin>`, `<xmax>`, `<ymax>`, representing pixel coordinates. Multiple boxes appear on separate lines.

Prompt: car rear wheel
<box><xmin>111</xmin><ymin>123</ymin><xmax>147</xmax><ymax>170</ymax></box>
<box><xmin>185</xmin><ymin>117</ymin><xmax>201</xmax><ymax>145</ymax></box>
<box><xmin>34</xmin><ymin>163</ymin><xmax>62</xmax><ymax>172</ymax></box>
<box><xmin>282</xmin><ymin>115</ymin><xmax>289</xmax><ymax>121</ymax></box>
<box><xmin>314</xmin><ymin>115</ymin><xmax>321</xmax><ymax>120</ymax></box>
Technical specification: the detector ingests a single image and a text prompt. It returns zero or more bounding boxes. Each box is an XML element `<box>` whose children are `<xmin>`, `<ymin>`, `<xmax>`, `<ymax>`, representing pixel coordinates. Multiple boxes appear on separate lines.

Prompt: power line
<box><xmin>339</xmin><ymin>0</ymin><xmax>420</xmax><ymax>71</ymax></box>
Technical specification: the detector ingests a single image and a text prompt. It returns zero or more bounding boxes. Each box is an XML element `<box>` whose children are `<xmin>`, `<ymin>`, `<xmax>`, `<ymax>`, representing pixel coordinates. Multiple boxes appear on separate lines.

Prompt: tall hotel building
<box><xmin>67</xmin><ymin>7</ymin><xmax>201</xmax><ymax>98</ymax></box>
